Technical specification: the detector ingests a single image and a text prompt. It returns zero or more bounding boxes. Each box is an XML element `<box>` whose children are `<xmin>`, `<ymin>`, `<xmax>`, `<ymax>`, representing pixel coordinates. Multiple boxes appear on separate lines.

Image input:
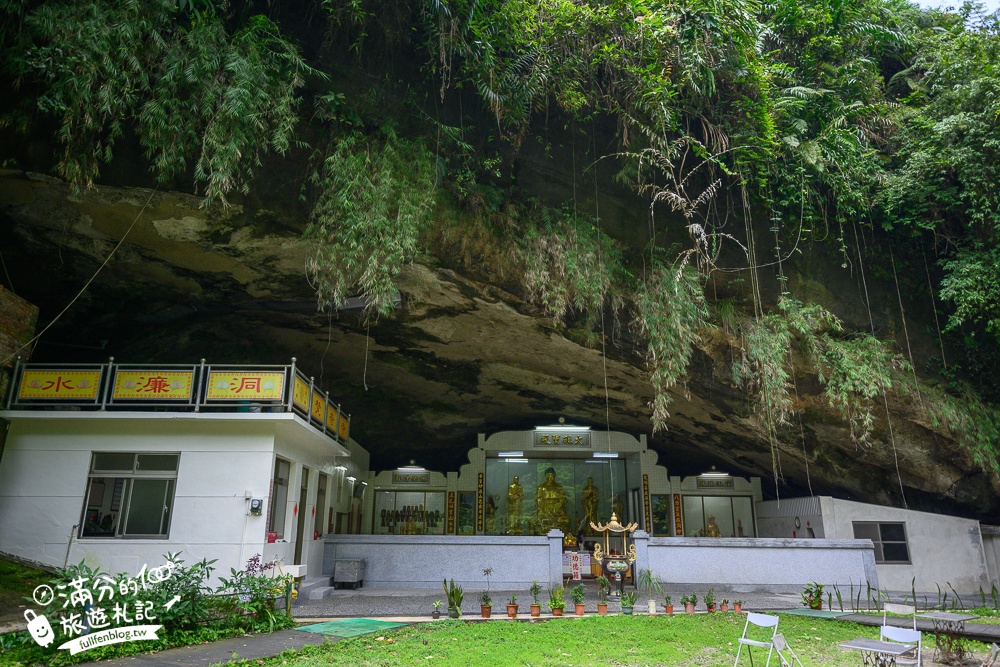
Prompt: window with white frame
<box><xmin>269</xmin><ymin>458</ymin><xmax>291</xmax><ymax>538</ymax></box>
<box><xmin>81</xmin><ymin>453</ymin><xmax>178</xmax><ymax>538</ymax></box>
<box><xmin>853</xmin><ymin>521</ymin><xmax>910</xmax><ymax>563</ymax></box>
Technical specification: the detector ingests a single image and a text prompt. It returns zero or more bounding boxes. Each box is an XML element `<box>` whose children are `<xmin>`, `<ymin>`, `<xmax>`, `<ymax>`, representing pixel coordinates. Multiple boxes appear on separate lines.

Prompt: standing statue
<box><xmin>613</xmin><ymin>494</ymin><xmax>625</xmax><ymax>521</ymax></box>
<box><xmin>536</xmin><ymin>467</ymin><xmax>570</xmax><ymax>534</ymax></box>
<box><xmin>581</xmin><ymin>476</ymin><xmax>600</xmax><ymax>530</ymax></box>
<box><xmin>507</xmin><ymin>476</ymin><xmax>524</xmax><ymax>533</ymax></box>
<box><xmin>706</xmin><ymin>515</ymin><xmax>722</xmax><ymax>538</ymax></box>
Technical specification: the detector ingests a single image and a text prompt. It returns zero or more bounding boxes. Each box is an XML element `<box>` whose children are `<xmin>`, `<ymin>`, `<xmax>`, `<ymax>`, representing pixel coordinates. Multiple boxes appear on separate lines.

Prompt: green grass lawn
<box><xmin>231</xmin><ymin>613</ymin><xmax>990</xmax><ymax>667</ymax></box>
<box><xmin>0</xmin><ymin>559</ymin><xmax>53</xmax><ymax>619</ymax></box>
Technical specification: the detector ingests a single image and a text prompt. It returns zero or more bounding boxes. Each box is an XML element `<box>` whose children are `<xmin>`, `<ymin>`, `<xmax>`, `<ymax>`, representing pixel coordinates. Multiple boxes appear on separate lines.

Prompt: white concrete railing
<box><xmin>635</xmin><ymin>534</ymin><xmax>879</xmax><ymax>593</ymax></box>
<box><xmin>323</xmin><ymin>532</ymin><xmax>565</xmax><ymax>589</ymax></box>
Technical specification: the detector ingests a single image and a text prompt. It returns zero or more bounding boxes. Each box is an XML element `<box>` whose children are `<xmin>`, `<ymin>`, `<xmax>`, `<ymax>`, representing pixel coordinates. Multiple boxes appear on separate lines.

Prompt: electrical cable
<box><xmin>2</xmin><ymin>184</ymin><xmax>159</xmax><ymax>367</ymax></box>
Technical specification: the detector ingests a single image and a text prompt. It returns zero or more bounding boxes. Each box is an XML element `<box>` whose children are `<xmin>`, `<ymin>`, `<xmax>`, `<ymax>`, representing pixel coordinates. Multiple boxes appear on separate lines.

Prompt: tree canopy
<box><xmin>3</xmin><ymin>0</ymin><xmax>1000</xmax><ymax>475</ymax></box>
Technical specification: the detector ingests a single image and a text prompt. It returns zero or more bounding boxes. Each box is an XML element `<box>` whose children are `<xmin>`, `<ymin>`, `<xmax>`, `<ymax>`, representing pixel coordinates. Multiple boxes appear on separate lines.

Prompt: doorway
<box><xmin>294</xmin><ymin>467</ymin><xmax>310</xmax><ymax>565</ymax></box>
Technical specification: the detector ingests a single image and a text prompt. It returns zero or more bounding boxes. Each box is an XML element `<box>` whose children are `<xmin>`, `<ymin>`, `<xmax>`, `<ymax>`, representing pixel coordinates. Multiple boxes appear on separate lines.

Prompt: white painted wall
<box><xmin>817</xmin><ymin>497</ymin><xmax>987</xmax><ymax>594</ymax></box>
<box><xmin>639</xmin><ymin>535</ymin><xmax>878</xmax><ymax>593</ymax></box>
<box><xmin>983</xmin><ymin>526</ymin><xmax>1000</xmax><ymax>589</ymax></box>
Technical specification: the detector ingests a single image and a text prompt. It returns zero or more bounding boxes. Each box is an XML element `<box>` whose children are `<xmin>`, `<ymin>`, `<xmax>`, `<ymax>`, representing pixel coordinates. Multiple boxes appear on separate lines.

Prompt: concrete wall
<box><xmin>637</xmin><ymin>534</ymin><xmax>878</xmax><ymax>594</ymax></box>
<box><xmin>818</xmin><ymin>497</ymin><xmax>988</xmax><ymax>594</ymax></box>
<box><xmin>755</xmin><ymin>497</ymin><xmax>825</xmax><ymax>538</ymax></box>
<box><xmin>983</xmin><ymin>526</ymin><xmax>1000</xmax><ymax>589</ymax></box>
<box><xmin>322</xmin><ymin>532</ymin><xmax>564</xmax><ymax>589</ymax></box>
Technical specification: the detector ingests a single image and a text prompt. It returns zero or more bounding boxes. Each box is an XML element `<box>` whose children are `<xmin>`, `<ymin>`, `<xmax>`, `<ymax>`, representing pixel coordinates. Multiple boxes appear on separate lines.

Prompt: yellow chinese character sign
<box><xmin>112</xmin><ymin>371</ymin><xmax>194</xmax><ymax>400</ymax></box>
<box><xmin>325</xmin><ymin>404</ymin><xmax>339</xmax><ymax>432</ymax></box>
<box><xmin>311</xmin><ymin>393</ymin><xmax>326</xmax><ymax>422</ymax></box>
<box><xmin>292</xmin><ymin>377</ymin><xmax>310</xmax><ymax>411</ymax></box>
<box><xmin>18</xmin><ymin>370</ymin><xmax>102</xmax><ymax>400</ymax></box>
<box><xmin>205</xmin><ymin>372</ymin><xmax>284</xmax><ymax>400</ymax></box>
<box><xmin>338</xmin><ymin>413</ymin><xmax>350</xmax><ymax>442</ymax></box>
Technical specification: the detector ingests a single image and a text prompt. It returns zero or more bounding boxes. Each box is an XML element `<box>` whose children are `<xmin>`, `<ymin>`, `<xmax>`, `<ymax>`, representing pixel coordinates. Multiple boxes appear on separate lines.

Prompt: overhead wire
<box><xmin>2</xmin><ymin>184</ymin><xmax>160</xmax><ymax>368</ymax></box>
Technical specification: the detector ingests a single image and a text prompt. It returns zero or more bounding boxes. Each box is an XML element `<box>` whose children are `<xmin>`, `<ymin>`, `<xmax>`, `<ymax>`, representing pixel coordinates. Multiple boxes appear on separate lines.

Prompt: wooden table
<box><xmin>839</xmin><ymin>638</ymin><xmax>917</xmax><ymax>667</ymax></box>
<box><xmin>917</xmin><ymin>612</ymin><xmax>978</xmax><ymax>663</ymax></box>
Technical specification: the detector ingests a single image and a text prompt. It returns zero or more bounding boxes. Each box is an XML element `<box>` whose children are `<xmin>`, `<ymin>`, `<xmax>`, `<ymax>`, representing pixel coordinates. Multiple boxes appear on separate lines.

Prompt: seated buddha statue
<box><xmin>535</xmin><ymin>467</ymin><xmax>570</xmax><ymax>534</ymax></box>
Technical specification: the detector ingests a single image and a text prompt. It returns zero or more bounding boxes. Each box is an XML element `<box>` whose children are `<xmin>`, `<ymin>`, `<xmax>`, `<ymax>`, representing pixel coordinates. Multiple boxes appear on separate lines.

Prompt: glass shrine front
<box><xmin>483</xmin><ymin>457</ymin><xmax>627</xmax><ymax>537</ymax></box>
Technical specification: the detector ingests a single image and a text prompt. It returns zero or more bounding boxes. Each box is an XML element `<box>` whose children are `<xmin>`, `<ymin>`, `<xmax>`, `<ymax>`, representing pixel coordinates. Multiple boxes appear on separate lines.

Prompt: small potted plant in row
<box><xmin>529</xmin><ymin>580</ymin><xmax>542</xmax><ymax>617</ymax></box>
<box><xmin>801</xmin><ymin>582</ymin><xmax>824</xmax><ymax>610</ymax></box>
<box><xmin>481</xmin><ymin>568</ymin><xmax>493</xmax><ymax>618</ymax></box>
<box><xmin>705</xmin><ymin>587</ymin><xmax>716</xmax><ymax>613</ymax></box>
<box><xmin>734</xmin><ymin>599</ymin><xmax>745</xmax><ymax>613</ymax></box>
<box><xmin>432</xmin><ymin>599</ymin><xmax>443</xmax><ymax>619</ymax></box>
<box><xmin>443</xmin><ymin>578</ymin><xmax>464</xmax><ymax>618</ymax></box>
<box><xmin>571</xmin><ymin>583</ymin><xmax>586</xmax><ymax>616</ymax></box>
<box><xmin>663</xmin><ymin>595</ymin><xmax>674</xmax><ymax>615</ymax></box>
<box><xmin>507</xmin><ymin>593</ymin><xmax>519</xmax><ymax>618</ymax></box>
<box><xmin>681</xmin><ymin>593</ymin><xmax>697</xmax><ymax>615</ymax></box>
<box><xmin>548</xmin><ymin>585</ymin><xmax>566</xmax><ymax>616</ymax></box>
<box><xmin>720</xmin><ymin>598</ymin><xmax>729</xmax><ymax>612</ymax></box>
<box><xmin>620</xmin><ymin>590</ymin><xmax>638</xmax><ymax>615</ymax></box>
<box><xmin>596</xmin><ymin>576</ymin><xmax>610</xmax><ymax>615</ymax></box>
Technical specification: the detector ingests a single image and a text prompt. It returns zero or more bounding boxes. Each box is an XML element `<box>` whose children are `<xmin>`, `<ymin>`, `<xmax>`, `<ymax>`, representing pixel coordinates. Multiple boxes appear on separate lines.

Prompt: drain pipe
<box><xmin>63</xmin><ymin>524</ymin><xmax>79</xmax><ymax>569</ymax></box>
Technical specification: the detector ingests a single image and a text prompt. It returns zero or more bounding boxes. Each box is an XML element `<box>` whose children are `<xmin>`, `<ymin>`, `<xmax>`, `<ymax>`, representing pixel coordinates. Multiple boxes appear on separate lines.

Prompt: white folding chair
<box><xmin>881</xmin><ymin>624</ymin><xmax>922</xmax><ymax>667</ymax></box>
<box><xmin>734</xmin><ymin>612</ymin><xmax>780</xmax><ymax>667</ymax></box>
<box><xmin>883</xmin><ymin>602</ymin><xmax>917</xmax><ymax>630</ymax></box>
<box><xmin>772</xmin><ymin>633</ymin><xmax>804</xmax><ymax>667</ymax></box>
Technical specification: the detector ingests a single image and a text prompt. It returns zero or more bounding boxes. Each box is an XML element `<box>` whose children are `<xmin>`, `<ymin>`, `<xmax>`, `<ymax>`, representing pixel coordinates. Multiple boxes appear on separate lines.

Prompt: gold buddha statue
<box><xmin>535</xmin><ymin>467</ymin><xmax>570</xmax><ymax>534</ymax></box>
<box><xmin>507</xmin><ymin>476</ymin><xmax>524</xmax><ymax>533</ymax></box>
<box><xmin>581</xmin><ymin>476</ymin><xmax>600</xmax><ymax>530</ymax></box>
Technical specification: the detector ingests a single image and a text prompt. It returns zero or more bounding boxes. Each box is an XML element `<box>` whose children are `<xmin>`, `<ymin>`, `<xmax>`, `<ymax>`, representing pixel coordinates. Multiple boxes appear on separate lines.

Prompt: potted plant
<box><xmin>681</xmin><ymin>593</ymin><xmax>697</xmax><ymax>615</ymax></box>
<box><xmin>620</xmin><ymin>590</ymin><xmax>638</xmax><ymax>615</ymax></box>
<box><xmin>432</xmin><ymin>599</ymin><xmax>443</xmax><ymax>620</ymax></box>
<box><xmin>571</xmin><ymin>583</ymin><xmax>586</xmax><ymax>616</ymax></box>
<box><xmin>547</xmin><ymin>585</ymin><xmax>566</xmax><ymax>616</ymax></box>
<box><xmin>480</xmin><ymin>590</ymin><xmax>493</xmax><ymax>618</ymax></box>
<box><xmin>596</xmin><ymin>575</ymin><xmax>610</xmax><ymax>615</ymax></box>
<box><xmin>720</xmin><ymin>598</ymin><xmax>729</xmax><ymax>613</ymax></box>
<box><xmin>637</xmin><ymin>568</ymin><xmax>663</xmax><ymax>615</ymax></box>
<box><xmin>481</xmin><ymin>568</ymin><xmax>493</xmax><ymax>618</ymax></box>
<box><xmin>443</xmin><ymin>578</ymin><xmax>464</xmax><ymax>618</ymax></box>
<box><xmin>506</xmin><ymin>593</ymin><xmax>519</xmax><ymax>618</ymax></box>
<box><xmin>802</xmin><ymin>582</ymin><xmax>824</xmax><ymax>610</ymax></box>
<box><xmin>705</xmin><ymin>587</ymin><xmax>716</xmax><ymax>613</ymax></box>
<box><xmin>663</xmin><ymin>595</ymin><xmax>674</xmax><ymax>615</ymax></box>
<box><xmin>734</xmin><ymin>599</ymin><xmax>744</xmax><ymax>613</ymax></box>
<box><xmin>529</xmin><ymin>580</ymin><xmax>542</xmax><ymax>617</ymax></box>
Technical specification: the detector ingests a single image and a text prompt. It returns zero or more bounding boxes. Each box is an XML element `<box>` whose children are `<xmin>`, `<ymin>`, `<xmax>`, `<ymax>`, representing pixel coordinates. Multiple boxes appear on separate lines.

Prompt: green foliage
<box><xmin>546</xmin><ymin>584</ymin><xmax>566</xmax><ymax>611</ymax></box>
<box><xmin>733</xmin><ymin>297</ymin><xmax>903</xmax><ymax>446</ymax></box>
<box><xmin>520</xmin><ymin>209</ymin><xmax>625</xmax><ymax>328</ymax></box>
<box><xmin>217</xmin><ymin>554</ymin><xmax>295</xmax><ymax>633</ymax></box>
<box><xmin>922</xmin><ymin>382</ymin><xmax>1000</xmax><ymax>476</ymax></box>
<box><xmin>571</xmin><ymin>584</ymin><xmax>586</xmax><ymax>605</ymax></box>
<box><xmin>636</xmin><ymin>569</ymin><xmax>663</xmax><ymax>600</ymax></box>
<box><xmin>306</xmin><ymin>129</ymin><xmax>437</xmax><ymax>317</ymax></box>
<box><xmin>633</xmin><ymin>261</ymin><xmax>710</xmax><ymax>431</ymax></box>
<box><xmin>3</xmin><ymin>553</ymin><xmax>291</xmax><ymax>666</ymax></box>
<box><xmin>4</xmin><ymin>0</ymin><xmax>313</xmax><ymax>204</ymax></box>
<box><xmin>619</xmin><ymin>590</ymin><xmax>638</xmax><ymax>608</ymax></box>
<box><xmin>443</xmin><ymin>578</ymin><xmax>464</xmax><ymax>613</ymax></box>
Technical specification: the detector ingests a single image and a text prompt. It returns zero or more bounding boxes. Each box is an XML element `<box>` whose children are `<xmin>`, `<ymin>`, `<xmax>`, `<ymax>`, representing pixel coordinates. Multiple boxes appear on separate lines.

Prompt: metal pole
<box><xmin>4</xmin><ymin>356</ymin><xmax>20</xmax><ymax>409</ymax></box>
<box><xmin>287</xmin><ymin>358</ymin><xmax>297</xmax><ymax>413</ymax></box>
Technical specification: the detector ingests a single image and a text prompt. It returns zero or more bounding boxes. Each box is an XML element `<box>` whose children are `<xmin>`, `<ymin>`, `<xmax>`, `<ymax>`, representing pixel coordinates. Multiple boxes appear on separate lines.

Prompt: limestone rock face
<box><xmin>1</xmin><ymin>170</ymin><xmax>996</xmax><ymax>520</ymax></box>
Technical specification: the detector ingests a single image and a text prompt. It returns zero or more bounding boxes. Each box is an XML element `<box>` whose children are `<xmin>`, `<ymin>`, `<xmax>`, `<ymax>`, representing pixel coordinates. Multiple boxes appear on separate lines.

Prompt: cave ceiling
<box><xmin>0</xmin><ymin>161</ymin><xmax>997</xmax><ymax>523</ymax></box>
